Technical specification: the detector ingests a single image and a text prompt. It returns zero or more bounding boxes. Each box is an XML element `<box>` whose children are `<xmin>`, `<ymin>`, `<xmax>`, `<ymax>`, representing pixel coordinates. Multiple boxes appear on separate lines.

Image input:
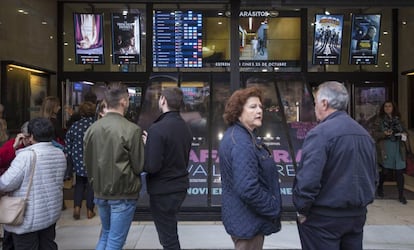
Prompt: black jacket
<box><xmin>144</xmin><ymin>111</ymin><xmax>192</xmax><ymax>195</ymax></box>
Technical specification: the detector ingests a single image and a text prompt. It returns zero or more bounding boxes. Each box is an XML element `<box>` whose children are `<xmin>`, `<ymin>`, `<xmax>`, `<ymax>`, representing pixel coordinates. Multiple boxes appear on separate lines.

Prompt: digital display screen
<box><xmin>312</xmin><ymin>14</ymin><xmax>344</xmax><ymax>65</ymax></box>
<box><xmin>349</xmin><ymin>14</ymin><xmax>381</xmax><ymax>65</ymax></box>
<box><xmin>111</xmin><ymin>13</ymin><xmax>141</xmax><ymax>64</ymax></box>
<box><xmin>203</xmin><ymin>10</ymin><xmax>301</xmax><ymax>68</ymax></box>
<box><xmin>153</xmin><ymin>10</ymin><xmax>203</xmax><ymax>68</ymax></box>
<box><xmin>73</xmin><ymin>13</ymin><xmax>104</xmax><ymax>64</ymax></box>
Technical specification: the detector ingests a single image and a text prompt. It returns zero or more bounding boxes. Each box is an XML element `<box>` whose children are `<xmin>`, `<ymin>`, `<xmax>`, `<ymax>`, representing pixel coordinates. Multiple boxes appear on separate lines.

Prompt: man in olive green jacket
<box><xmin>84</xmin><ymin>83</ymin><xmax>144</xmax><ymax>250</ymax></box>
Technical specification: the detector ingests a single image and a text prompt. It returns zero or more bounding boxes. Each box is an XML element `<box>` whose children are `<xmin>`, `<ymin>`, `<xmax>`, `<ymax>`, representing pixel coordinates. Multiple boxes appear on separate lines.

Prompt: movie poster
<box><xmin>312</xmin><ymin>14</ymin><xmax>344</xmax><ymax>65</ymax></box>
<box><xmin>112</xmin><ymin>13</ymin><xmax>141</xmax><ymax>64</ymax></box>
<box><xmin>349</xmin><ymin>14</ymin><xmax>381</xmax><ymax>65</ymax></box>
<box><xmin>74</xmin><ymin>13</ymin><xmax>104</xmax><ymax>64</ymax></box>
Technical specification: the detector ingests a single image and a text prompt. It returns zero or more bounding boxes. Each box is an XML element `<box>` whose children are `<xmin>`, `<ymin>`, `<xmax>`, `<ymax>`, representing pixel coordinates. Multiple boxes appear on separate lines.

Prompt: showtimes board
<box><xmin>153</xmin><ymin>10</ymin><xmax>202</xmax><ymax>68</ymax></box>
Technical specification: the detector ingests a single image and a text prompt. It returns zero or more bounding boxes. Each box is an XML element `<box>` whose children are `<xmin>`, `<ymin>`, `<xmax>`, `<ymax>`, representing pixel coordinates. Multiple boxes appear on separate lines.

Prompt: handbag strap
<box><xmin>24</xmin><ymin>150</ymin><xmax>37</xmax><ymax>200</ymax></box>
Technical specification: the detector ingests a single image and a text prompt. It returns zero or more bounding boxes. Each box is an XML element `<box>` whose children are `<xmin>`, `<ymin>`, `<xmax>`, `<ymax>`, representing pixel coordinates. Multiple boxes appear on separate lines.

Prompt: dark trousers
<box><xmin>11</xmin><ymin>223</ymin><xmax>57</xmax><ymax>250</ymax></box>
<box><xmin>378</xmin><ymin>167</ymin><xmax>405</xmax><ymax>198</ymax></box>
<box><xmin>74</xmin><ymin>175</ymin><xmax>94</xmax><ymax>209</ymax></box>
<box><xmin>3</xmin><ymin>230</ymin><xmax>14</xmax><ymax>250</ymax></box>
<box><xmin>149</xmin><ymin>192</ymin><xmax>186</xmax><ymax>250</ymax></box>
<box><xmin>297</xmin><ymin>213</ymin><xmax>366</xmax><ymax>250</ymax></box>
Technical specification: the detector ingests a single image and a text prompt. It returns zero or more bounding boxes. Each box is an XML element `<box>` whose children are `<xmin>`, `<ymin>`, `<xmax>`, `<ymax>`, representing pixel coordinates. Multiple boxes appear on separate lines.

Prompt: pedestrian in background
<box><xmin>143</xmin><ymin>87</ymin><xmax>192</xmax><ymax>250</ymax></box>
<box><xmin>374</xmin><ymin>101</ymin><xmax>408</xmax><ymax>204</ymax></box>
<box><xmin>293</xmin><ymin>81</ymin><xmax>377</xmax><ymax>250</ymax></box>
<box><xmin>65</xmin><ymin>101</ymin><xmax>96</xmax><ymax>220</ymax></box>
<box><xmin>40</xmin><ymin>96</ymin><xmax>65</xmax><ymax>144</ymax></box>
<box><xmin>83</xmin><ymin>83</ymin><xmax>144</xmax><ymax>250</ymax></box>
<box><xmin>218</xmin><ymin>86</ymin><xmax>282</xmax><ymax>250</ymax></box>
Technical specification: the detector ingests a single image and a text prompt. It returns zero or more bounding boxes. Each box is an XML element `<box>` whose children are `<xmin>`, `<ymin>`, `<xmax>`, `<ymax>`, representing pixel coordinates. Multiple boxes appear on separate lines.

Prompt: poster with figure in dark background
<box><xmin>112</xmin><ymin>13</ymin><xmax>141</xmax><ymax>64</ymax></box>
<box><xmin>74</xmin><ymin>13</ymin><xmax>104</xmax><ymax>64</ymax></box>
<box><xmin>312</xmin><ymin>14</ymin><xmax>344</xmax><ymax>65</ymax></box>
<box><xmin>349</xmin><ymin>14</ymin><xmax>381</xmax><ymax>65</ymax></box>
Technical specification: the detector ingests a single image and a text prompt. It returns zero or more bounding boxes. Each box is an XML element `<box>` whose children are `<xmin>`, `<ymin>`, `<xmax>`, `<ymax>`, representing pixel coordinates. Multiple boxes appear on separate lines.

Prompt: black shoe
<box><xmin>399</xmin><ymin>196</ymin><xmax>407</xmax><ymax>205</ymax></box>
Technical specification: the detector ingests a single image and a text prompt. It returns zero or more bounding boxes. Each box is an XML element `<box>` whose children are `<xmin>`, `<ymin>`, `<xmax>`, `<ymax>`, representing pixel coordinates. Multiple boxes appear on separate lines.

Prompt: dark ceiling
<box><xmin>58</xmin><ymin>0</ymin><xmax>414</xmax><ymax>7</ymax></box>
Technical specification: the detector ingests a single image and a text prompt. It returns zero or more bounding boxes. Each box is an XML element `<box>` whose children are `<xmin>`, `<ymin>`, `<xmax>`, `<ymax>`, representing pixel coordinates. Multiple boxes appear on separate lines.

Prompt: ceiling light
<box><xmin>9</xmin><ymin>64</ymin><xmax>46</xmax><ymax>74</ymax></box>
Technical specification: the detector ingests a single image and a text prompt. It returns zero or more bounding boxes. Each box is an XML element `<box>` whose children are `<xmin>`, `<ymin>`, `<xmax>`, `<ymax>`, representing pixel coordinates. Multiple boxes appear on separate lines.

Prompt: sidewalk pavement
<box><xmin>56</xmin><ymin>199</ymin><xmax>414</xmax><ymax>250</ymax></box>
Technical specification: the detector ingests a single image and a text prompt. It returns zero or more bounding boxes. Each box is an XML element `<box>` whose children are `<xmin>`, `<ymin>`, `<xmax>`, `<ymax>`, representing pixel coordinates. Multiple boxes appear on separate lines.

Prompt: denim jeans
<box><xmin>94</xmin><ymin>198</ymin><xmax>137</xmax><ymax>250</ymax></box>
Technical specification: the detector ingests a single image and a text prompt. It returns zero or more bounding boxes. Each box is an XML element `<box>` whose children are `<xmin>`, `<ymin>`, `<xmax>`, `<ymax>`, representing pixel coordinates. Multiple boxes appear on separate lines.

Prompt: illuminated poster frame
<box><xmin>73</xmin><ymin>13</ymin><xmax>104</xmax><ymax>64</ymax></box>
<box><xmin>312</xmin><ymin>14</ymin><xmax>344</xmax><ymax>65</ymax></box>
<box><xmin>349</xmin><ymin>14</ymin><xmax>381</xmax><ymax>65</ymax></box>
<box><xmin>111</xmin><ymin>13</ymin><xmax>141</xmax><ymax>64</ymax></box>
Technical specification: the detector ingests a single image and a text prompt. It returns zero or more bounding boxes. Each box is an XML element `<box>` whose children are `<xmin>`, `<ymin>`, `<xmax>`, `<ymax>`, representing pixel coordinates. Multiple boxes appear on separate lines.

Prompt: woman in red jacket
<box><xmin>0</xmin><ymin>122</ymin><xmax>30</xmax><ymax>175</ymax></box>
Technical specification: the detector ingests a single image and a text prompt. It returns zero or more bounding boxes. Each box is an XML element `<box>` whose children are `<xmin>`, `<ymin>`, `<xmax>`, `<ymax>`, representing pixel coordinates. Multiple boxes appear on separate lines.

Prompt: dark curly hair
<box><xmin>223</xmin><ymin>86</ymin><xmax>263</xmax><ymax>126</ymax></box>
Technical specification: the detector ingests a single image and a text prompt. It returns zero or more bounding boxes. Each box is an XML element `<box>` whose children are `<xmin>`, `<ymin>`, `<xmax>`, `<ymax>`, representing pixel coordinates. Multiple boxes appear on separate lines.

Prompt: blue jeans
<box><xmin>94</xmin><ymin>198</ymin><xmax>137</xmax><ymax>250</ymax></box>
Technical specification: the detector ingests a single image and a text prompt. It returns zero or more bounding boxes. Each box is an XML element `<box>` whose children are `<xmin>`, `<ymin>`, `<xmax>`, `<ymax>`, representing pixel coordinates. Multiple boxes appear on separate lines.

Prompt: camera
<box><xmin>383</xmin><ymin>117</ymin><xmax>402</xmax><ymax>135</ymax></box>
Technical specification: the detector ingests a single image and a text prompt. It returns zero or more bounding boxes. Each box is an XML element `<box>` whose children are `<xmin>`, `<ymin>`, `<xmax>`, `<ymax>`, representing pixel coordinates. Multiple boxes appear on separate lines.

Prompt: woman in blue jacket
<box><xmin>218</xmin><ymin>86</ymin><xmax>282</xmax><ymax>250</ymax></box>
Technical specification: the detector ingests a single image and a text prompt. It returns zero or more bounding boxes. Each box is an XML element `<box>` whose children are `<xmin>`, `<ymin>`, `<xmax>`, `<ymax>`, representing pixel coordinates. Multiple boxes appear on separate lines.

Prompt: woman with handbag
<box><xmin>0</xmin><ymin>118</ymin><xmax>67</xmax><ymax>250</ymax></box>
<box><xmin>374</xmin><ymin>101</ymin><xmax>408</xmax><ymax>204</ymax></box>
<box><xmin>0</xmin><ymin>121</ymin><xmax>30</xmax><ymax>250</ymax></box>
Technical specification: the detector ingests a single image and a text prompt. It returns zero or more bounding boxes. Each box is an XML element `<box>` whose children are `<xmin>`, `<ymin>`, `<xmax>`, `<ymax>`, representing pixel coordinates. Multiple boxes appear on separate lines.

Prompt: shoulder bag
<box><xmin>0</xmin><ymin>150</ymin><xmax>36</xmax><ymax>225</ymax></box>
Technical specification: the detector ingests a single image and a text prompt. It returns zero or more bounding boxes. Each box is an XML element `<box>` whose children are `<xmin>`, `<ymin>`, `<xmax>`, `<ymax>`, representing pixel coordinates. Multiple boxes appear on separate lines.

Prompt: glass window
<box><xmin>210</xmin><ymin>75</ymin><xmax>231</xmax><ymax>206</ymax></box>
<box><xmin>354</xmin><ymin>85</ymin><xmax>388</xmax><ymax>135</ymax></box>
<box><xmin>244</xmin><ymin>76</ymin><xmax>316</xmax><ymax>207</ymax></box>
<box><xmin>2</xmin><ymin>64</ymin><xmax>50</xmax><ymax>131</ymax></box>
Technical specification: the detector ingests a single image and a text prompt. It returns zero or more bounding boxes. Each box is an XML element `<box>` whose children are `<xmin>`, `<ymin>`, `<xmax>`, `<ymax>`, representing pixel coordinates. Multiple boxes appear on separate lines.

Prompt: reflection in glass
<box><xmin>354</xmin><ymin>86</ymin><xmax>387</xmax><ymax>135</ymax></box>
<box><xmin>245</xmin><ymin>77</ymin><xmax>316</xmax><ymax>207</ymax></box>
